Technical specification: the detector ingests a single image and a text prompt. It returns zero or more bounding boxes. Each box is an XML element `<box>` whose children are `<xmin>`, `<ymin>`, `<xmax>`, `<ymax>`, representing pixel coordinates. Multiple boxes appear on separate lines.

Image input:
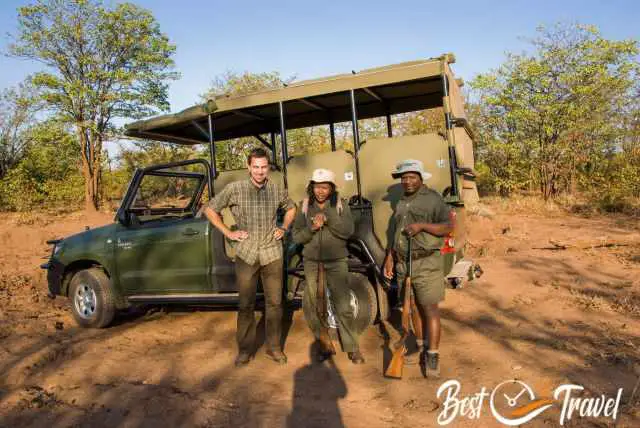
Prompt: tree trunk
<box><xmin>77</xmin><ymin>125</ymin><xmax>98</xmax><ymax>212</ymax></box>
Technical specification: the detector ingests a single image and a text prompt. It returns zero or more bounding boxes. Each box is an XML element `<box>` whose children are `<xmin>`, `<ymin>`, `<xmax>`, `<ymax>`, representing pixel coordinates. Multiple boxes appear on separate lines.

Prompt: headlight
<box><xmin>53</xmin><ymin>243</ymin><xmax>63</xmax><ymax>256</ymax></box>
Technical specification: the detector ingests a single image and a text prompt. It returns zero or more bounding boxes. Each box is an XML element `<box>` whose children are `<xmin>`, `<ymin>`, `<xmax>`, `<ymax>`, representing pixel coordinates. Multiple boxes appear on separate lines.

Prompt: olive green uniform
<box><xmin>391</xmin><ymin>186</ymin><xmax>451</xmax><ymax>306</ymax></box>
<box><xmin>292</xmin><ymin>198</ymin><xmax>359</xmax><ymax>352</ymax></box>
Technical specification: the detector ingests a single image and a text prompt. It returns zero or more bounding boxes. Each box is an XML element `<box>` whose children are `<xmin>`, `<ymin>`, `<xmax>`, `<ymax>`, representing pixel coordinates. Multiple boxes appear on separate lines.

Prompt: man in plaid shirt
<box><xmin>204</xmin><ymin>147</ymin><xmax>296</xmax><ymax>366</ymax></box>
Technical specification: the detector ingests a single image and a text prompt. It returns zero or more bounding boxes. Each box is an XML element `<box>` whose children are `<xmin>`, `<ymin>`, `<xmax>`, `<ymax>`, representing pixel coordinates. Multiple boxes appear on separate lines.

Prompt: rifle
<box><xmin>316</xmin><ymin>217</ymin><xmax>336</xmax><ymax>356</ymax></box>
<box><xmin>385</xmin><ymin>236</ymin><xmax>415</xmax><ymax>379</ymax></box>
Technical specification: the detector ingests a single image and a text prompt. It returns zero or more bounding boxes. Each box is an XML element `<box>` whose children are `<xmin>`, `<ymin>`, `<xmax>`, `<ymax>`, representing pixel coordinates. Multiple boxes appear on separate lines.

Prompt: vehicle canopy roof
<box><xmin>124</xmin><ymin>54</ymin><xmax>458</xmax><ymax>145</ymax></box>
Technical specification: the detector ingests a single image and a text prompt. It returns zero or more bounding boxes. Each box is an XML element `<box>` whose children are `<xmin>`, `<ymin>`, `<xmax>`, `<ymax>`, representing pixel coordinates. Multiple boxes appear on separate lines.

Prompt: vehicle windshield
<box><xmin>129</xmin><ymin>170</ymin><xmax>204</xmax><ymax>223</ymax></box>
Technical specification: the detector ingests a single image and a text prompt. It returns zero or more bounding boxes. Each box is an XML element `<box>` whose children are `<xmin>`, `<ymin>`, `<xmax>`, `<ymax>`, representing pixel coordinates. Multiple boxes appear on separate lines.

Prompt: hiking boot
<box><xmin>234</xmin><ymin>352</ymin><xmax>252</xmax><ymax>367</ymax></box>
<box><xmin>348</xmin><ymin>350</ymin><xmax>365</xmax><ymax>364</ymax></box>
<box><xmin>420</xmin><ymin>350</ymin><xmax>440</xmax><ymax>378</ymax></box>
<box><xmin>266</xmin><ymin>349</ymin><xmax>288</xmax><ymax>365</ymax></box>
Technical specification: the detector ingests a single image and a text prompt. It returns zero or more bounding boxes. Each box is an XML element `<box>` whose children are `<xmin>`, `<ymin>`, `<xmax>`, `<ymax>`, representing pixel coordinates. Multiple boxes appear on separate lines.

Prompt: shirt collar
<box><xmin>247</xmin><ymin>176</ymin><xmax>269</xmax><ymax>190</ymax></box>
<box><xmin>401</xmin><ymin>185</ymin><xmax>428</xmax><ymax>201</ymax></box>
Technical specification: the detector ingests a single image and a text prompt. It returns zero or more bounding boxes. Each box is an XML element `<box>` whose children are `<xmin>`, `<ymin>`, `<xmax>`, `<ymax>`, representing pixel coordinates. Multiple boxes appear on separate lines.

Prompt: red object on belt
<box><xmin>440</xmin><ymin>210</ymin><xmax>457</xmax><ymax>254</ymax></box>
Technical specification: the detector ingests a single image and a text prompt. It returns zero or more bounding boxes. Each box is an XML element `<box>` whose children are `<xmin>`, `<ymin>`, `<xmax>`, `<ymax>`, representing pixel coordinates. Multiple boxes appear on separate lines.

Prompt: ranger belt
<box><xmin>397</xmin><ymin>248</ymin><xmax>437</xmax><ymax>262</ymax></box>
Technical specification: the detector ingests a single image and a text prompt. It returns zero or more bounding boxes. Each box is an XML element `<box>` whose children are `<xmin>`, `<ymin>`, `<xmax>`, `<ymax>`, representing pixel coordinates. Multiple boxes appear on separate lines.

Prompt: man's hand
<box><xmin>227</xmin><ymin>230</ymin><xmax>249</xmax><ymax>241</ymax></box>
<box><xmin>311</xmin><ymin>213</ymin><xmax>326</xmax><ymax>231</ymax></box>
<box><xmin>273</xmin><ymin>227</ymin><xmax>286</xmax><ymax>241</ymax></box>
<box><xmin>383</xmin><ymin>253</ymin><xmax>395</xmax><ymax>280</ymax></box>
<box><xmin>403</xmin><ymin>223</ymin><xmax>423</xmax><ymax>237</ymax></box>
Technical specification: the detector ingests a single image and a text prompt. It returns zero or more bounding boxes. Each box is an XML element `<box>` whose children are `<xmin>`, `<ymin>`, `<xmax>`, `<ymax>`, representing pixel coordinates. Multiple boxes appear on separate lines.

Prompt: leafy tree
<box><xmin>9</xmin><ymin>0</ymin><xmax>179</xmax><ymax>211</ymax></box>
<box><xmin>470</xmin><ymin>23</ymin><xmax>639</xmax><ymax>200</ymax></box>
<box><xmin>0</xmin><ymin>120</ymin><xmax>83</xmax><ymax>211</ymax></box>
<box><xmin>0</xmin><ymin>83</ymin><xmax>41</xmax><ymax>179</ymax></box>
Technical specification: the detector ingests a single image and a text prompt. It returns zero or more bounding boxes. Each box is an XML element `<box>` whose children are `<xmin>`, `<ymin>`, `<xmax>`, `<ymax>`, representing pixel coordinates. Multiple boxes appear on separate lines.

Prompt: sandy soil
<box><xmin>0</xmin><ymin>204</ymin><xmax>638</xmax><ymax>428</ymax></box>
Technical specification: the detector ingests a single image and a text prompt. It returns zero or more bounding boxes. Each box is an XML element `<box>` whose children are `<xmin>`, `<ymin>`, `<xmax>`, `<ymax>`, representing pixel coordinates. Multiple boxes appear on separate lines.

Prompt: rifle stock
<box><xmin>384</xmin><ymin>236</ymin><xmax>417</xmax><ymax>379</ymax></box>
<box><xmin>384</xmin><ymin>268</ymin><xmax>412</xmax><ymax>378</ymax></box>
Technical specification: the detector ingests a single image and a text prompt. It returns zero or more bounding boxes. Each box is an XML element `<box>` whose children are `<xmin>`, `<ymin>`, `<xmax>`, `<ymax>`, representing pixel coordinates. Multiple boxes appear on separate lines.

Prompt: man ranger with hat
<box><xmin>382</xmin><ymin>159</ymin><xmax>453</xmax><ymax>377</ymax></box>
<box><xmin>292</xmin><ymin>168</ymin><xmax>365</xmax><ymax>364</ymax></box>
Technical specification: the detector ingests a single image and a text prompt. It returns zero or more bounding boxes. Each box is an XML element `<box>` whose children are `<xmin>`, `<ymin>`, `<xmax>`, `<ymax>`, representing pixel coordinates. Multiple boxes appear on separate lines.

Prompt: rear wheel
<box><xmin>68</xmin><ymin>268</ymin><xmax>116</xmax><ymax>328</ymax></box>
<box><xmin>302</xmin><ymin>272</ymin><xmax>377</xmax><ymax>336</ymax></box>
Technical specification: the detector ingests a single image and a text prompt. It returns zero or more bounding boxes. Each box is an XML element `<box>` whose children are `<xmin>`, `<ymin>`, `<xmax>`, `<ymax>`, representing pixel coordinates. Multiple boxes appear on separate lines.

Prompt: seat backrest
<box><xmin>358</xmin><ymin>133</ymin><xmax>450</xmax><ymax>249</ymax></box>
<box><xmin>286</xmin><ymin>150</ymin><xmax>358</xmax><ymax>205</ymax></box>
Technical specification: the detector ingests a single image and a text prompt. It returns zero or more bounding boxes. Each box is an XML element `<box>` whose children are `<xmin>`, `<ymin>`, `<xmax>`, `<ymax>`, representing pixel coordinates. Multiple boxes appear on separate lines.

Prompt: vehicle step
<box><xmin>127</xmin><ymin>293</ymin><xmax>250</xmax><ymax>304</ymax></box>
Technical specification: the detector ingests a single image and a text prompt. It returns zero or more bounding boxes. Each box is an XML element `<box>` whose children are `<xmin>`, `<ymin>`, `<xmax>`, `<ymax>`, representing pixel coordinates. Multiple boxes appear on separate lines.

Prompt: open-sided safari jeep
<box><xmin>42</xmin><ymin>54</ymin><xmax>480</xmax><ymax>328</ymax></box>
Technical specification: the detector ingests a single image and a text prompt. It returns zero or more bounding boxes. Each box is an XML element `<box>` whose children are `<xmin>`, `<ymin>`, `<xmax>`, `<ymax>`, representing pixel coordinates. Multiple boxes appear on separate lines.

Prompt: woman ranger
<box><xmin>292</xmin><ymin>169</ymin><xmax>365</xmax><ymax>364</ymax></box>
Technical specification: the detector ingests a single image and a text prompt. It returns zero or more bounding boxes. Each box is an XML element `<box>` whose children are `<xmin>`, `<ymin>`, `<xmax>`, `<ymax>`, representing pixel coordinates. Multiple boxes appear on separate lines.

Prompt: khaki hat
<box><xmin>391</xmin><ymin>159</ymin><xmax>432</xmax><ymax>181</ymax></box>
<box><xmin>310</xmin><ymin>168</ymin><xmax>336</xmax><ymax>185</ymax></box>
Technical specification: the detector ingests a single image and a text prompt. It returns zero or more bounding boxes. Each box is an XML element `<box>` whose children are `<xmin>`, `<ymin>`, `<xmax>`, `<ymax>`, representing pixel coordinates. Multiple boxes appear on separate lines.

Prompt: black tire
<box><xmin>68</xmin><ymin>268</ymin><xmax>116</xmax><ymax>328</ymax></box>
<box><xmin>302</xmin><ymin>272</ymin><xmax>378</xmax><ymax>336</ymax></box>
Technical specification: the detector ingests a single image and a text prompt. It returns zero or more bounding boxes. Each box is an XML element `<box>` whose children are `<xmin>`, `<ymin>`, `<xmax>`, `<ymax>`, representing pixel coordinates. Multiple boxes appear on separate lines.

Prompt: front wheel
<box><xmin>302</xmin><ymin>272</ymin><xmax>378</xmax><ymax>336</ymax></box>
<box><xmin>68</xmin><ymin>268</ymin><xmax>116</xmax><ymax>328</ymax></box>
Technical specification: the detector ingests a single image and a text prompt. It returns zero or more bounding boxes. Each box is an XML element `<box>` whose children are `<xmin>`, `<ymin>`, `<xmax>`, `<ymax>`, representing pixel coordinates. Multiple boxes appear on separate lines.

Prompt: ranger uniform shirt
<box><xmin>391</xmin><ymin>186</ymin><xmax>451</xmax><ymax>256</ymax></box>
<box><xmin>209</xmin><ymin>178</ymin><xmax>294</xmax><ymax>266</ymax></box>
<box><xmin>291</xmin><ymin>198</ymin><xmax>354</xmax><ymax>261</ymax></box>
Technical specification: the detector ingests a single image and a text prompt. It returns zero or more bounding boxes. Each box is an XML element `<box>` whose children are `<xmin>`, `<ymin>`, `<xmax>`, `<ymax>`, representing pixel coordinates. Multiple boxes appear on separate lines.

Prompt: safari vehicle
<box><xmin>42</xmin><ymin>53</ymin><xmax>480</xmax><ymax>328</ymax></box>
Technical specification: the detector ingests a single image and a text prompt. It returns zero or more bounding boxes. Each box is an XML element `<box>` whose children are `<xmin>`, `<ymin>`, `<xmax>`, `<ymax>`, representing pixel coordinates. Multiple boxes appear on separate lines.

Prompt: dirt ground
<box><xmin>0</xmin><ymin>201</ymin><xmax>639</xmax><ymax>428</ymax></box>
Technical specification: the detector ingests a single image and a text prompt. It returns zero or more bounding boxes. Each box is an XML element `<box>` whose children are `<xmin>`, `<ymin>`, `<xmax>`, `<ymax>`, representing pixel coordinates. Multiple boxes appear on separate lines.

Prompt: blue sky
<box><xmin>1</xmin><ymin>0</ymin><xmax>638</xmax><ymax>114</ymax></box>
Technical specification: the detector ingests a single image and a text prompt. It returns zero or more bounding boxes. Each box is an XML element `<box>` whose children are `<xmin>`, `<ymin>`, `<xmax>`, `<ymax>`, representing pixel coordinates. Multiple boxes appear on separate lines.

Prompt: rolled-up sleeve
<box><xmin>278</xmin><ymin>187</ymin><xmax>295</xmax><ymax>211</ymax></box>
<box><xmin>209</xmin><ymin>184</ymin><xmax>233</xmax><ymax>213</ymax></box>
<box><xmin>433</xmin><ymin>196</ymin><xmax>451</xmax><ymax>224</ymax></box>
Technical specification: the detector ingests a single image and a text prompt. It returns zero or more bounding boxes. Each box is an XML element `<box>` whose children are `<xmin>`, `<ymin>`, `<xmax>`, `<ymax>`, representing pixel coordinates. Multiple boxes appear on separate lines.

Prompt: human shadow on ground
<box><xmin>287</xmin><ymin>341</ymin><xmax>347</xmax><ymax>428</ymax></box>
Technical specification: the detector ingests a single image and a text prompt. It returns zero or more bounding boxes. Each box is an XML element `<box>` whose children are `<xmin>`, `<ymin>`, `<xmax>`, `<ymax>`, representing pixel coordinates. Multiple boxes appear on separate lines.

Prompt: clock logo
<box><xmin>490</xmin><ymin>380</ymin><xmax>554</xmax><ymax>426</ymax></box>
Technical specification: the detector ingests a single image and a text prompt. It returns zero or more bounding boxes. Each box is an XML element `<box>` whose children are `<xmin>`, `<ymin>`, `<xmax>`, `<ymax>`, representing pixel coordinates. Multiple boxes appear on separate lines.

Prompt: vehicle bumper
<box><xmin>40</xmin><ymin>259</ymin><xmax>65</xmax><ymax>298</ymax></box>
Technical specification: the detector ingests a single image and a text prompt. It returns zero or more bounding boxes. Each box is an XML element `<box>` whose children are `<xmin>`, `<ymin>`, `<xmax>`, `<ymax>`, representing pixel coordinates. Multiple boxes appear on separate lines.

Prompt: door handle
<box><xmin>182</xmin><ymin>228</ymin><xmax>200</xmax><ymax>236</ymax></box>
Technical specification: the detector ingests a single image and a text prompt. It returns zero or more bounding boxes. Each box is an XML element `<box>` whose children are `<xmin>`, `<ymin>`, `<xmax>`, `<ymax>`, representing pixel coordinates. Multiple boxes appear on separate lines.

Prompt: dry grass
<box><xmin>612</xmin><ymin>293</ymin><xmax>640</xmax><ymax>317</ymax></box>
<box><xmin>569</xmin><ymin>288</ymin><xmax>613</xmax><ymax>312</ymax></box>
<box><xmin>482</xmin><ymin>195</ymin><xmax>565</xmax><ymax>216</ymax></box>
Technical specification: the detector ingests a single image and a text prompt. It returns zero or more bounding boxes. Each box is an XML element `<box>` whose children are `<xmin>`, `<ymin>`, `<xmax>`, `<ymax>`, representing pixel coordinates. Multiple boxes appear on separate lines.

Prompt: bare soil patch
<box><xmin>0</xmin><ymin>203</ymin><xmax>638</xmax><ymax>427</ymax></box>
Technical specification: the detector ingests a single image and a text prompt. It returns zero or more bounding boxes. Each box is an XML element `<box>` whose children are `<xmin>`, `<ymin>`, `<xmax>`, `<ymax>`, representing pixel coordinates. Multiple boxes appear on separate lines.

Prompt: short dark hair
<box><xmin>247</xmin><ymin>147</ymin><xmax>271</xmax><ymax>165</ymax></box>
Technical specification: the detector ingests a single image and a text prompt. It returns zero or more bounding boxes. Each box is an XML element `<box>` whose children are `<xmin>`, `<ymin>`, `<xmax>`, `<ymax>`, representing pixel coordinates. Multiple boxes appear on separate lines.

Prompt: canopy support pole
<box><xmin>441</xmin><ymin>74</ymin><xmax>459</xmax><ymax>199</ymax></box>
<box><xmin>208</xmin><ymin>113</ymin><xmax>217</xmax><ymax>197</ymax></box>
<box><xmin>254</xmin><ymin>134</ymin><xmax>273</xmax><ymax>151</ymax></box>
<box><xmin>329</xmin><ymin>122</ymin><xmax>336</xmax><ymax>151</ymax></box>
<box><xmin>270</xmin><ymin>132</ymin><xmax>278</xmax><ymax>168</ymax></box>
<box><xmin>386</xmin><ymin>113</ymin><xmax>393</xmax><ymax>137</ymax></box>
<box><xmin>278</xmin><ymin>101</ymin><xmax>289</xmax><ymax>189</ymax></box>
<box><xmin>349</xmin><ymin>89</ymin><xmax>363</xmax><ymax>202</ymax></box>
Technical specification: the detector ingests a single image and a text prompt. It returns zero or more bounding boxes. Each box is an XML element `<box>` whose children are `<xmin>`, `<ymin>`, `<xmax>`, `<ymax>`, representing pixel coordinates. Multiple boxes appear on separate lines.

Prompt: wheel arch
<box><xmin>62</xmin><ymin>260</ymin><xmax>110</xmax><ymax>296</ymax></box>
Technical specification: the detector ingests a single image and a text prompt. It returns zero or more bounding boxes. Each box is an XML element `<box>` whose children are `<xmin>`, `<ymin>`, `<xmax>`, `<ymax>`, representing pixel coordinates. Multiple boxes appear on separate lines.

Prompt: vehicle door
<box><xmin>115</xmin><ymin>164</ymin><xmax>211</xmax><ymax>294</ymax></box>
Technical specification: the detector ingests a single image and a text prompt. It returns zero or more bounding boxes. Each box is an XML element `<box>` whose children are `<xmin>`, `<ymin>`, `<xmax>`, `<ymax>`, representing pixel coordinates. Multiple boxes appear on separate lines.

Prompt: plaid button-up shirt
<box><xmin>210</xmin><ymin>177</ymin><xmax>294</xmax><ymax>266</ymax></box>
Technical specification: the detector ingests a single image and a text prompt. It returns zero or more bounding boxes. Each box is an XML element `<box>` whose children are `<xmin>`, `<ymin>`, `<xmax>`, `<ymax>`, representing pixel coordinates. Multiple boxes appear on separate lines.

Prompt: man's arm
<box><xmin>274</xmin><ymin>187</ymin><xmax>297</xmax><ymax>240</ymax></box>
<box><xmin>204</xmin><ymin>186</ymin><xmax>247</xmax><ymax>241</ymax></box>
<box><xmin>405</xmin><ymin>221</ymin><xmax>453</xmax><ymax>237</ymax></box>
<box><xmin>383</xmin><ymin>248</ymin><xmax>396</xmax><ymax>280</ymax></box>
<box><xmin>203</xmin><ymin>207</ymin><xmax>248</xmax><ymax>241</ymax></box>
<box><xmin>282</xmin><ymin>205</ymin><xmax>296</xmax><ymax>230</ymax></box>
<box><xmin>405</xmin><ymin>195</ymin><xmax>453</xmax><ymax>237</ymax></box>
